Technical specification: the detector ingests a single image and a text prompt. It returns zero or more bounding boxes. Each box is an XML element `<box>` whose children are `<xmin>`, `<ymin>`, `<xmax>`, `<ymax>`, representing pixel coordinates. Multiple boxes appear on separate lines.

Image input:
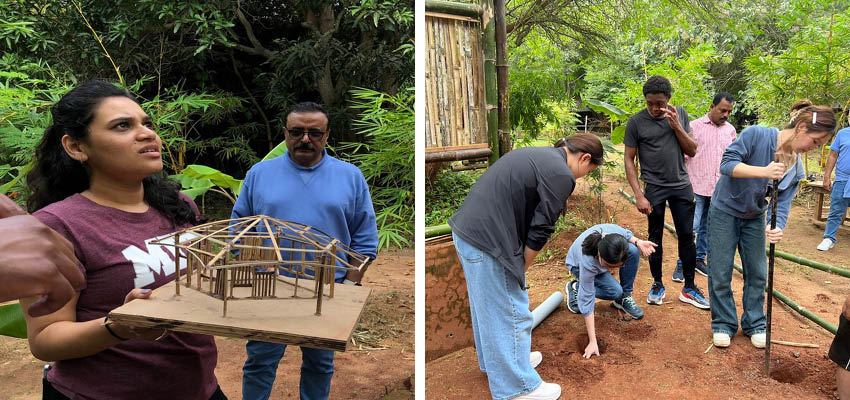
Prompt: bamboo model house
<box><xmin>150</xmin><ymin>215</ymin><xmax>370</xmax><ymax>317</ymax></box>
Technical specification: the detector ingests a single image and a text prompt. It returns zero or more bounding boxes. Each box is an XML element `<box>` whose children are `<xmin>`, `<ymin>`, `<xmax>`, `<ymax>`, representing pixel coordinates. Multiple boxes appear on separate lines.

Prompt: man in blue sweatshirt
<box><xmin>233</xmin><ymin>102</ymin><xmax>378</xmax><ymax>400</ymax></box>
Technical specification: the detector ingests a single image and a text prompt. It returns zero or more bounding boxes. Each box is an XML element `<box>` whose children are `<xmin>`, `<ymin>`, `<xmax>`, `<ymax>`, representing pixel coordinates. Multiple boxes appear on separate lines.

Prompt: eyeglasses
<box><xmin>286</xmin><ymin>128</ymin><xmax>327</xmax><ymax>140</ymax></box>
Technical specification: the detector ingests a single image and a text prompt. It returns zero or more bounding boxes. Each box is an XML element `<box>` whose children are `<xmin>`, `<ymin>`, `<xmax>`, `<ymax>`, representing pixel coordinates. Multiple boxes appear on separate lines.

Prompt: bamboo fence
<box><xmin>425</xmin><ymin>13</ymin><xmax>487</xmax><ymax>151</ymax></box>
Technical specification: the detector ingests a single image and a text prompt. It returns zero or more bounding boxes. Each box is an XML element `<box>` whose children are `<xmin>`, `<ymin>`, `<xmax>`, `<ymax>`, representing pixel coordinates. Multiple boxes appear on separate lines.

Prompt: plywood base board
<box><xmin>109</xmin><ymin>277</ymin><xmax>371</xmax><ymax>352</ymax></box>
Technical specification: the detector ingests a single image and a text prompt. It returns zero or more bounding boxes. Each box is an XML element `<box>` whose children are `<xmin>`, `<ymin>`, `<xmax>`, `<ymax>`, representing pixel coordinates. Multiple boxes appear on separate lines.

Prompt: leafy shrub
<box><xmin>337</xmin><ymin>87</ymin><xmax>414</xmax><ymax>250</ymax></box>
<box><xmin>425</xmin><ymin>167</ymin><xmax>482</xmax><ymax>226</ymax></box>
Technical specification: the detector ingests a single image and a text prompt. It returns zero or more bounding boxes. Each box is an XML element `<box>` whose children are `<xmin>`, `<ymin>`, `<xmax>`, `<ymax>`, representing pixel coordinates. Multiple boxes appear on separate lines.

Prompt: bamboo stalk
<box><xmin>448</xmin><ymin>20</ymin><xmax>462</xmax><ymax>147</ymax></box>
<box><xmin>427</xmin><ymin>18</ymin><xmax>440</xmax><ymax>148</ymax></box>
<box><xmin>771</xmin><ymin>340</ymin><xmax>819</xmax><ymax>348</ymax></box>
<box><xmin>175</xmin><ymin>232</ymin><xmax>181</xmax><ymax>296</ymax></box>
<box><xmin>459</xmin><ymin>22</ymin><xmax>471</xmax><ymax>145</ymax></box>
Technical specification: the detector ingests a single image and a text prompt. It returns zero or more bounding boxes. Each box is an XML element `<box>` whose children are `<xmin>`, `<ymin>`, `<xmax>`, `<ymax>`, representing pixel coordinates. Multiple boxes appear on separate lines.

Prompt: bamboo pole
<box><xmin>449</xmin><ymin>21</ymin><xmax>463</xmax><ymax>147</ymax></box>
<box><xmin>437</xmin><ymin>21</ymin><xmax>451</xmax><ymax>148</ymax></box>
<box><xmin>329</xmin><ymin>244</ymin><xmax>338</xmax><ymax>299</ymax></box>
<box><xmin>315</xmin><ymin>256</ymin><xmax>325</xmax><ymax>316</ymax></box>
<box><xmin>459</xmin><ymin>22</ymin><xmax>471</xmax><ymax>145</ymax></box>
<box><xmin>174</xmin><ymin>232</ymin><xmax>181</xmax><ymax>296</ymax></box>
<box><xmin>770</xmin><ymin>340</ymin><xmax>819</xmax><ymax>348</ymax></box>
<box><xmin>494</xmin><ymin>0</ymin><xmax>510</xmax><ymax>157</ymax></box>
<box><xmin>427</xmin><ymin>20</ymin><xmax>440</xmax><ymax>147</ymax></box>
<box><xmin>424</xmin><ymin>0</ymin><xmax>483</xmax><ymax>18</ymax></box>
<box><xmin>425</xmin><ymin>224</ymin><xmax>452</xmax><ymax>238</ymax></box>
<box><xmin>733</xmin><ymin>263</ymin><xmax>837</xmax><ymax>334</ymax></box>
<box><xmin>446</xmin><ymin>19</ymin><xmax>458</xmax><ymax>147</ymax></box>
<box><xmin>482</xmin><ymin>0</ymin><xmax>498</xmax><ymax>165</ymax></box>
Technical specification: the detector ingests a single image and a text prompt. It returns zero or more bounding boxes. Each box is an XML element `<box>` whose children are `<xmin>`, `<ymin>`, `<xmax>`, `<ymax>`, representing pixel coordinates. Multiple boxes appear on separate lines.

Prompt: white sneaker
<box><xmin>817</xmin><ymin>238</ymin><xmax>835</xmax><ymax>251</ymax></box>
<box><xmin>514</xmin><ymin>382</ymin><xmax>562</xmax><ymax>400</ymax></box>
<box><xmin>751</xmin><ymin>333</ymin><xmax>766</xmax><ymax>349</ymax></box>
<box><xmin>713</xmin><ymin>332</ymin><xmax>731</xmax><ymax>347</ymax></box>
<box><xmin>530</xmin><ymin>351</ymin><xmax>542</xmax><ymax>368</ymax></box>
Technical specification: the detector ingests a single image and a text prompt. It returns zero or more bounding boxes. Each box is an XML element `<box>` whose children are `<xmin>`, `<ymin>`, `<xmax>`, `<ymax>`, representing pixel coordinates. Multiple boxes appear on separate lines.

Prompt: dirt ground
<box><xmin>426</xmin><ymin>174</ymin><xmax>850</xmax><ymax>399</ymax></box>
<box><xmin>0</xmin><ymin>248</ymin><xmax>414</xmax><ymax>400</ymax></box>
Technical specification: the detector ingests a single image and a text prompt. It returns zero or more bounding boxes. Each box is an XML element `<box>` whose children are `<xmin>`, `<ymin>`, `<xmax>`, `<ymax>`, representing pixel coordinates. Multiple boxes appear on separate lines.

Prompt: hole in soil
<box><xmin>770</xmin><ymin>361</ymin><xmax>808</xmax><ymax>384</ymax></box>
<box><xmin>574</xmin><ymin>334</ymin><xmax>607</xmax><ymax>353</ymax></box>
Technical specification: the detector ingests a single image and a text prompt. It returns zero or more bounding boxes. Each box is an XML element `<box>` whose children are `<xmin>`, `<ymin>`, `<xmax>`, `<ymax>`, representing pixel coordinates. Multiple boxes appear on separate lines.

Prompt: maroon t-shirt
<box><xmin>34</xmin><ymin>193</ymin><xmax>218</xmax><ymax>400</ymax></box>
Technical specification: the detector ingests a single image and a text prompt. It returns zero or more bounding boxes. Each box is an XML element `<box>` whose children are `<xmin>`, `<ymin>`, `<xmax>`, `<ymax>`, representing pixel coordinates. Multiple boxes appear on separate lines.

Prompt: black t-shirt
<box><xmin>449</xmin><ymin>146</ymin><xmax>576</xmax><ymax>286</ymax></box>
<box><xmin>623</xmin><ymin>107</ymin><xmax>692</xmax><ymax>189</ymax></box>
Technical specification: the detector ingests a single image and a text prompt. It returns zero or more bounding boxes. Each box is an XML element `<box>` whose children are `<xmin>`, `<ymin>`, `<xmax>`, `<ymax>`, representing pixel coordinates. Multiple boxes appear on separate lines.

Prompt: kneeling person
<box><xmin>565</xmin><ymin>224</ymin><xmax>656</xmax><ymax>358</ymax></box>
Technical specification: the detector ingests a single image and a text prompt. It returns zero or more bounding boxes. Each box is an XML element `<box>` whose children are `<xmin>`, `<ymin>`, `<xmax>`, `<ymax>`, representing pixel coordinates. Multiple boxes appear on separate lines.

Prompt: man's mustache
<box><xmin>295</xmin><ymin>144</ymin><xmax>314</xmax><ymax>151</ymax></box>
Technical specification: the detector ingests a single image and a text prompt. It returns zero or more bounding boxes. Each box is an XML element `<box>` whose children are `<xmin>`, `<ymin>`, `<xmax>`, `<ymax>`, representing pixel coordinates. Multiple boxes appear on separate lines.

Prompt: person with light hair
<box><xmin>708</xmin><ymin>102</ymin><xmax>836</xmax><ymax>349</ymax></box>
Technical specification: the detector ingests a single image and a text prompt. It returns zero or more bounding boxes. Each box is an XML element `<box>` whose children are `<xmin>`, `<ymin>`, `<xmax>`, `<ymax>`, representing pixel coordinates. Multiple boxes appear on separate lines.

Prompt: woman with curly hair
<box><xmin>21</xmin><ymin>80</ymin><xmax>224</xmax><ymax>400</ymax></box>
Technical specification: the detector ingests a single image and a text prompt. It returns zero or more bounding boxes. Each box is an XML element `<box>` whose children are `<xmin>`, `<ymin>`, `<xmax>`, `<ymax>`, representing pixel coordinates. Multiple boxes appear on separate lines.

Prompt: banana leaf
<box><xmin>0</xmin><ymin>302</ymin><xmax>27</xmax><ymax>339</ymax></box>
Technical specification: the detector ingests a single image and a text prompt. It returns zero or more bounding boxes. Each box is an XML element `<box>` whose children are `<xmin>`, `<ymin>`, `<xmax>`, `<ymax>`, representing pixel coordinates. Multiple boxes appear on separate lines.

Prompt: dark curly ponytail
<box><xmin>26</xmin><ymin>80</ymin><xmax>199</xmax><ymax>226</ymax></box>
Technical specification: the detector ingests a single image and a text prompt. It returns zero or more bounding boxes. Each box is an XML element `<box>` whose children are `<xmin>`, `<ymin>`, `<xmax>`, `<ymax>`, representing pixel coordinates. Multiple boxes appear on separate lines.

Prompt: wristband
<box><xmin>103</xmin><ymin>316</ymin><xmax>129</xmax><ymax>341</ymax></box>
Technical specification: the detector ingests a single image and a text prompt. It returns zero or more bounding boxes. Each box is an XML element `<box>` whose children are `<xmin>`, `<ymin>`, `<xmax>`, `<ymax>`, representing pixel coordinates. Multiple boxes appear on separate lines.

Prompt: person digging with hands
<box><xmin>564</xmin><ymin>224</ymin><xmax>657</xmax><ymax>358</ymax></box>
<box><xmin>708</xmin><ymin>102</ymin><xmax>836</xmax><ymax>349</ymax></box>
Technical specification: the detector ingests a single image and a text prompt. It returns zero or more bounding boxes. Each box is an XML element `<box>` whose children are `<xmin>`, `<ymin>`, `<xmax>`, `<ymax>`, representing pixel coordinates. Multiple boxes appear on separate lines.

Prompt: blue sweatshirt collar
<box><xmin>284</xmin><ymin>149</ymin><xmax>330</xmax><ymax>171</ymax></box>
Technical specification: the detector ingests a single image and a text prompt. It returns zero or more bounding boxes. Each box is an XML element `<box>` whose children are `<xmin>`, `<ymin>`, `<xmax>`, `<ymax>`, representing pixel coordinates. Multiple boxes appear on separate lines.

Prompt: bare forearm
<box><xmin>29</xmin><ymin>319</ymin><xmax>121</xmax><ymax>361</ymax></box>
<box><xmin>825</xmin><ymin>151</ymin><xmax>839</xmax><ymax>181</ymax></box>
<box><xmin>524</xmin><ymin>246</ymin><xmax>539</xmax><ymax>271</ymax></box>
<box><xmin>624</xmin><ymin>158</ymin><xmax>644</xmax><ymax>200</ymax></box>
<box><xmin>675</xmin><ymin>129</ymin><xmax>697</xmax><ymax>157</ymax></box>
<box><xmin>584</xmin><ymin>313</ymin><xmax>596</xmax><ymax>344</ymax></box>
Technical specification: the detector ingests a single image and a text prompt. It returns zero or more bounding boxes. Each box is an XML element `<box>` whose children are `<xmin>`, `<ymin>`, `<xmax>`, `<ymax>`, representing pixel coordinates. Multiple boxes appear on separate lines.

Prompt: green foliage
<box><xmin>135</xmin><ymin>83</ymin><xmax>246</xmax><ymax>173</ymax></box>
<box><xmin>744</xmin><ymin>2</ymin><xmax>850</xmax><ymax>126</ymax></box>
<box><xmin>337</xmin><ymin>87</ymin><xmax>414</xmax><ymax>250</ymax></box>
<box><xmin>425</xmin><ymin>168</ymin><xmax>481</xmax><ymax>226</ymax></box>
<box><xmin>0</xmin><ymin>303</ymin><xmax>26</xmax><ymax>339</ymax></box>
<box><xmin>509</xmin><ymin>32</ymin><xmax>582</xmax><ymax>138</ymax></box>
<box><xmin>171</xmin><ymin>164</ymin><xmax>242</xmax><ymax>205</ymax></box>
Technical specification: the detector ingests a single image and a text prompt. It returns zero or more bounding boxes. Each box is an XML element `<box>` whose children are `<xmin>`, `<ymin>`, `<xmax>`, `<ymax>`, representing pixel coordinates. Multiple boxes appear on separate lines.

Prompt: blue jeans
<box><xmin>569</xmin><ymin>243</ymin><xmax>639</xmax><ymax>300</ymax></box>
<box><xmin>824</xmin><ymin>180</ymin><xmax>850</xmax><ymax>243</ymax></box>
<box><xmin>707</xmin><ymin>205</ymin><xmax>767</xmax><ymax>336</ymax></box>
<box><xmin>676</xmin><ymin>194</ymin><xmax>710</xmax><ymax>269</ymax></box>
<box><xmin>453</xmin><ymin>233</ymin><xmax>541</xmax><ymax>400</ymax></box>
<box><xmin>242</xmin><ymin>341</ymin><xmax>335</xmax><ymax>399</ymax></box>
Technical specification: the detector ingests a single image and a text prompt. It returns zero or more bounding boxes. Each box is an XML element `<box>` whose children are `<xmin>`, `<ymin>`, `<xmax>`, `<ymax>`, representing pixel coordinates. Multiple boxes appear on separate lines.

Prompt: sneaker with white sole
<box><xmin>530</xmin><ymin>351</ymin><xmax>542</xmax><ymax>368</ymax></box>
<box><xmin>647</xmin><ymin>281</ymin><xmax>665</xmax><ymax>305</ymax></box>
<box><xmin>680</xmin><ymin>286</ymin><xmax>710</xmax><ymax>309</ymax></box>
<box><xmin>713</xmin><ymin>332</ymin><xmax>731</xmax><ymax>347</ymax></box>
<box><xmin>565</xmin><ymin>280</ymin><xmax>580</xmax><ymax>314</ymax></box>
<box><xmin>750</xmin><ymin>332</ymin><xmax>766</xmax><ymax>349</ymax></box>
<box><xmin>514</xmin><ymin>382</ymin><xmax>562</xmax><ymax>400</ymax></box>
<box><xmin>817</xmin><ymin>238</ymin><xmax>835</xmax><ymax>251</ymax></box>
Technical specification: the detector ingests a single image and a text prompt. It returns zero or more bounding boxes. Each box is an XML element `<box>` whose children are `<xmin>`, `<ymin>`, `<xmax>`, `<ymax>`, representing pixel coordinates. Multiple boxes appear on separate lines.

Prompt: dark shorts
<box><xmin>830</xmin><ymin>314</ymin><xmax>850</xmax><ymax>370</ymax></box>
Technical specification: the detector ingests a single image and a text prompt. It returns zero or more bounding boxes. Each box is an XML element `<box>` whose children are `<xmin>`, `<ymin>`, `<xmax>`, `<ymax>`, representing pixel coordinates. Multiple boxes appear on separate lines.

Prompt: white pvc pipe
<box><xmin>531</xmin><ymin>291</ymin><xmax>564</xmax><ymax>330</ymax></box>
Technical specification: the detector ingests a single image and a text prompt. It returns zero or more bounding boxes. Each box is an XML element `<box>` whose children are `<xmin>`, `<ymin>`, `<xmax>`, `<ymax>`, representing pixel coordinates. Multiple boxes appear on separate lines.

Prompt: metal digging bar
<box><xmin>765</xmin><ymin>179</ymin><xmax>778</xmax><ymax>375</ymax></box>
<box><xmin>617</xmin><ymin>188</ymin><xmax>839</xmax><ymax>335</ymax></box>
